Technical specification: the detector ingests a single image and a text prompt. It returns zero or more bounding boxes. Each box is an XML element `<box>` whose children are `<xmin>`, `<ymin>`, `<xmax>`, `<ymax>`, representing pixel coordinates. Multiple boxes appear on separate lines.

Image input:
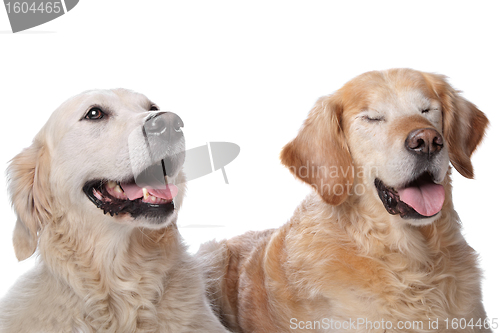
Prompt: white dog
<box><xmin>0</xmin><ymin>89</ymin><xmax>230</xmax><ymax>333</ymax></box>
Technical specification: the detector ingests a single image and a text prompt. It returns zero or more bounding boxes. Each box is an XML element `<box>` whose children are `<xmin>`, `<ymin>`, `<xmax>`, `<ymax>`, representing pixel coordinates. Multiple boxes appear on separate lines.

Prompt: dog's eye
<box><xmin>85</xmin><ymin>107</ymin><xmax>105</xmax><ymax>120</ymax></box>
<box><xmin>422</xmin><ymin>109</ymin><xmax>430</xmax><ymax>113</ymax></box>
<box><xmin>150</xmin><ymin>105</ymin><xmax>159</xmax><ymax>111</ymax></box>
<box><xmin>363</xmin><ymin>115</ymin><xmax>384</xmax><ymax>122</ymax></box>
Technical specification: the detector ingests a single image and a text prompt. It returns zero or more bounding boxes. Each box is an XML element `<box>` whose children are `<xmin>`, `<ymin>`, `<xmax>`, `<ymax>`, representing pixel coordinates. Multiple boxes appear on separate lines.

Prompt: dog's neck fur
<box><xmin>38</xmin><ymin>212</ymin><xmax>182</xmax><ymax>332</ymax></box>
<box><xmin>292</xmin><ymin>174</ymin><xmax>481</xmax><ymax>320</ymax></box>
<box><xmin>302</xmin><ymin>172</ymin><xmax>463</xmax><ymax>267</ymax></box>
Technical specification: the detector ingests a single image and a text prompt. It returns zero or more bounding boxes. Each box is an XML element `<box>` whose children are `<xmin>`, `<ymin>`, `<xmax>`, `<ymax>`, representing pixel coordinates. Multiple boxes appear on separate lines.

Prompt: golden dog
<box><xmin>200</xmin><ymin>69</ymin><xmax>491</xmax><ymax>332</ymax></box>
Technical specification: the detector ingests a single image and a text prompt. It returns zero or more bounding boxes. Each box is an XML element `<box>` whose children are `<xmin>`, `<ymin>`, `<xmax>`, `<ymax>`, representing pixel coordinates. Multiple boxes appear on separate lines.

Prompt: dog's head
<box><xmin>7</xmin><ymin>89</ymin><xmax>186</xmax><ymax>260</ymax></box>
<box><xmin>281</xmin><ymin>69</ymin><xmax>488</xmax><ymax>226</ymax></box>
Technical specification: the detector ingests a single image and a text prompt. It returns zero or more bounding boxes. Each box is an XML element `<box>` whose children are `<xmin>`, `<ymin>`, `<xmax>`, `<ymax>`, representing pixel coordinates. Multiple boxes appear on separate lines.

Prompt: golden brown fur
<box><xmin>199</xmin><ymin>69</ymin><xmax>491</xmax><ymax>332</ymax></box>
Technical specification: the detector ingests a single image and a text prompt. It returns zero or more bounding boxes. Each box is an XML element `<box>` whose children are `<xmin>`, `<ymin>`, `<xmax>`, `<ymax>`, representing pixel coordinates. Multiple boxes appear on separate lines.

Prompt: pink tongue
<box><xmin>149</xmin><ymin>187</ymin><xmax>178</xmax><ymax>201</ymax></box>
<box><xmin>121</xmin><ymin>182</ymin><xmax>178</xmax><ymax>201</ymax></box>
<box><xmin>121</xmin><ymin>183</ymin><xmax>143</xmax><ymax>200</ymax></box>
<box><xmin>398</xmin><ymin>183</ymin><xmax>445</xmax><ymax>217</ymax></box>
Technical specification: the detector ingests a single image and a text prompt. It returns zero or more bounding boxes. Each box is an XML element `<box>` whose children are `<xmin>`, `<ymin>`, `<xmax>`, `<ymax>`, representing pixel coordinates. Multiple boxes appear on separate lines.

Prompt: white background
<box><xmin>0</xmin><ymin>0</ymin><xmax>498</xmax><ymax>324</ymax></box>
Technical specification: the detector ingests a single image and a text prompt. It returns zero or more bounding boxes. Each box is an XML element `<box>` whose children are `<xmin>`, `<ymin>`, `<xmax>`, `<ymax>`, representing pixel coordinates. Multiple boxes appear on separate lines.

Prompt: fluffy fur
<box><xmin>0</xmin><ymin>89</ymin><xmax>230</xmax><ymax>333</ymax></box>
<box><xmin>199</xmin><ymin>69</ymin><xmax>491</xmax><ymax>332</ymax></box>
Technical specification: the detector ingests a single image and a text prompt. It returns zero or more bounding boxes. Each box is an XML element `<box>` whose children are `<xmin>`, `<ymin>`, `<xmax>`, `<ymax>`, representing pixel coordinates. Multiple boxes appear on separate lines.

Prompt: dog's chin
<box><xmin>399</xmin><ymin>213</ymin><xmax>441</xmax><ymax>227</ymax></box>
<box><xmin>83</xmin><ymin>178</ymin><xmax>178</xmax><ymax>226</ymax></box>
<box><xmin>374</xmin><ymin>171</ymin><xmax>445</xmax><ymax>225</ymax></box>
<box><xmin>129</xmin><ymin>210</ymin><xmax>179</xmax><ymax>230</ymax></box>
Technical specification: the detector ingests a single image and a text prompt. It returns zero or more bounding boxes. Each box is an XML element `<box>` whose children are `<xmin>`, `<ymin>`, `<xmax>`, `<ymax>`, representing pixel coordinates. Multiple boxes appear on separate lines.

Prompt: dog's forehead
<box><xmin>50</xmin><ymin>89</ymin><xmax>152</xmax><ymax>122</ymax></box>
<box><xmin>369</xmin><ymin>87</ymin><xmax>434</xmax><ymax>113</ymax></box>
<box><xmin>40</xmin><ymin>89</ymin><xmax>153</xmax><ymax>149</ymax></box>
<box><xmin>80</xmin><ymin>89</ymin><xmax>153</xmax><ymax>111</ymax></box>
<box><xmin>343</xmin><ymin>70</ymin><xmax>438</xmax><ymax>115</ymax></box>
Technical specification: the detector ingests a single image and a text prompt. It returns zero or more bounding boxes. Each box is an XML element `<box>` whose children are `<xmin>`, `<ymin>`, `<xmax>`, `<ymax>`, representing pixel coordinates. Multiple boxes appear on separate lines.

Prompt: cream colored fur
<box><xmin>0</xmin><ymin>89</ymin><xmax>230</xmax><ymax>333</ymax></box>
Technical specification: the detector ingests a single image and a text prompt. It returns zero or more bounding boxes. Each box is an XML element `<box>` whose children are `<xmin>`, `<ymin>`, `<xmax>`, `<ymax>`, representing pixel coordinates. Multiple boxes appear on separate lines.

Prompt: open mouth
<box><xmin>83</xmin><ymin>178</ymin><xmax>178</xmax><ymax>218</ymax></box>
<box><xmin>375</xmin><ymin>172</ymin><xmax>445</xmax><ymax>219</ymax></box>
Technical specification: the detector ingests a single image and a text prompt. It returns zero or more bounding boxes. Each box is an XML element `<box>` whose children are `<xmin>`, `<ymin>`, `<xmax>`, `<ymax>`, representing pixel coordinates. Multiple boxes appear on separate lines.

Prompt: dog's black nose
<box><xmin>405</xmin><ymin>128</ymin><xmax>443</xmax><ymax>157</ymax></box>
<box><xmin>144</xmin><ymin>112</ymin><xmax>184</xmax><ymax>139</ymax></box>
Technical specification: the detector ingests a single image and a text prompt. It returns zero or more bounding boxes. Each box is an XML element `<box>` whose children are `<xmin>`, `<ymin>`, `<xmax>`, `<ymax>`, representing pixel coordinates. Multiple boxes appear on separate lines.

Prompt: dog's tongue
<box><xmin>121</xmin><ymin>183</ymin><xmax>143</xmax><ymax>200</ymax></box>
<box><xmin>121</xmin><ymin>182</ymin><xmax>177</xmax><ymax>201</ymax></box>
<box><xmin>149</xmin><ymin>186</ymin><xmax>177</xmax><ymax>201</ymax></box>
<box><xmin>398</xmin><ymin>183</ymin><xmax>445</xmax><ymax>217</ymax></box>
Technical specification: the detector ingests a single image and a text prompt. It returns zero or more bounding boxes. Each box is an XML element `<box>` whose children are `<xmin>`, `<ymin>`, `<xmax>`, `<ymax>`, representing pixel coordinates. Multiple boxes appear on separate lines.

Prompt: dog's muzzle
<box><xmin>83</xmin><ymin>112</ymin><xmax>185</xmax><ymax>219</ymax></box>
<box><xmin>375</xmin><ymin>128</ymin><xmax>446</xmax><ymax>219</ymax></box>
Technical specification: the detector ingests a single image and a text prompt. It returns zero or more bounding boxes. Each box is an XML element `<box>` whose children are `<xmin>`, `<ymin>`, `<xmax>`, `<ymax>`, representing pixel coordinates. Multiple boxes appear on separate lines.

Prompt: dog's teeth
<box><xmin>114</xmin><ymin>184</ymin><xmax>123</xmax><ymax>193</ymax></box>
<box><xmin>143</xmin><ymin>188</ymin><xmax>150</xmax><ymax>199</ymax></box>
<box><xmin>108</xmin><ymin>180</ymin><xmax>117</xmax><ymax>188</ymax></box>
<box><xmin>93</xmin><ymin>189</ymin><xmax>103</xmax><ymax>201</ymax></box>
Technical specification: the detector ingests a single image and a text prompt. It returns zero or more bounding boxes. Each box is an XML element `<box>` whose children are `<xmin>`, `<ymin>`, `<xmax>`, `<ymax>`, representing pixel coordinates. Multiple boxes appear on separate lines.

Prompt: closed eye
<box><xmin>422</xmin><ymin>107</ymin><xmax>439</xmax><ymax>114</ymax></box>
<box><xmin>363</xmin><ymin>115</ymin><xmax>385</xmax><ymax>122</ymax></box>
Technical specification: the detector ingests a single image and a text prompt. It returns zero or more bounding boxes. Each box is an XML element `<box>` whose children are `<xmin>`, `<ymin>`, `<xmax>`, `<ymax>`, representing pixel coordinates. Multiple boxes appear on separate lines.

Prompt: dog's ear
<box><xmin>424</xmin><ymin>73</ymin><xmax>489</xmax><ymax>178</ymax></box>
<box><xmin>280</xmin><ymin>94</ymin><xmax>353</xmax><ymax>205</ymax></box>
<box><xmin>8</xmin><ymin>141</ymin><xmax>52</xmax><ymax>261</ymax></box>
